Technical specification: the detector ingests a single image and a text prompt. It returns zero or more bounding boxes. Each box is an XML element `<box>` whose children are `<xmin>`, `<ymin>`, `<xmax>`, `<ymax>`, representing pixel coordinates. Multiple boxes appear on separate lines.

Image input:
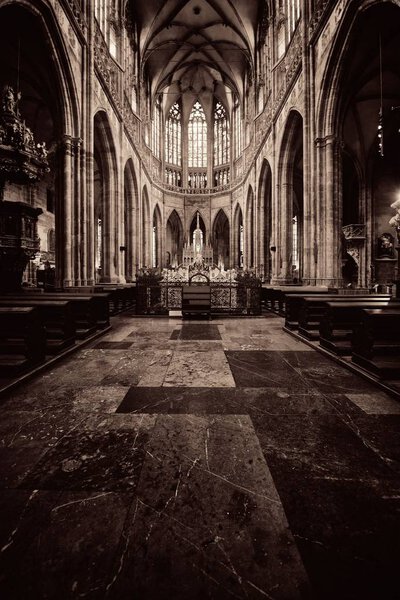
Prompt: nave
<box><xmin>0</xmin><ymin>312</ymin><xmax>399</xmax><ymax>599</ymax></box>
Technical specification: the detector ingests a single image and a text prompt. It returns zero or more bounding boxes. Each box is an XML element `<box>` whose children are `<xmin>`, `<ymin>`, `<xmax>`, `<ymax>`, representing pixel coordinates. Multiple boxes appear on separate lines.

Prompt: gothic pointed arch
<box><xmin>123</xmin><ymin>159</ymin><xmax>139</xmax><ymax>281</ymax></box>
<box><xmin>212</xmin><ymin>209</ymin><xmax>230</xmax><ymax>268</ymax></box>
<box><xmin>276</xmin><ymin>110</ymin><xmax>303</xmax><ymax>283</ymax></box>
<box><xmin>316</xmin><ymin>2</ymin><xmax>400</xmax><ymax>288</ymax></box>
<box><xmin>258</xmin><ymin>159</ymin><xmax>272</xmax><ymax>281</ymax></box>
<box><xmin>189</xmin><ymin>211</ymin><xmax>206</xmax><ymax>246</ymax></box>
<box><xmin>152</xmin><ymin>204</ymin><xmax>162</xmax><ymax>267</ymax></box>
<box><xmin>233</xmin><ymin>204</ymin><xmax>244</xmax><ymax>268</ymax></box>
<box><xmin>0</xmin><ymin>2</ymin><xmax>81</xmax><ymax>287</ymax></box>
<box><xmin>246</xmin><ymin>186</ymin><xmax>255</xmax><ymax>268</ymax></box>
<box><xmin>142</xmin><ymin>185</ymin><xmax>151</xmax><ymax>267</ymax></box>
<box><xmin>166</xmin><ymin>209</ymin><xmax>183</xmax><ymax>267</ymax></box>
<box><xmin>94</xmin><ymin>110</ymin><xmax>119</xmax><ymax>283</ymax></box>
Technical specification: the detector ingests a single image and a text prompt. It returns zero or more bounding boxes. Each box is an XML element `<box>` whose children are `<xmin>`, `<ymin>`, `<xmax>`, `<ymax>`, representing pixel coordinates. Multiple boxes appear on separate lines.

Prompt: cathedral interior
<box><xmin>1</xmin><ymin>0</ymin><xmax>400</xmax><ymax>598</ymax></box>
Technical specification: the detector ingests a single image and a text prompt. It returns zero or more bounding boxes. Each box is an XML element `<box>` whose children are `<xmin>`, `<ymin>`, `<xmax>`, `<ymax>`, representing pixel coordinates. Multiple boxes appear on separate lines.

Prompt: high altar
<box><xmin>136</xmin><ymin>212</ymin><xmax>261</xmax><ymax>315</ymax></box>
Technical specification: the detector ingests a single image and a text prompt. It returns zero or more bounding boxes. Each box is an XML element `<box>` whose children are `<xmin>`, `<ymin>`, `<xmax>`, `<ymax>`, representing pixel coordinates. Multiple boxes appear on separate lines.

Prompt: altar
<box><xmin>136</xmin><ymin>214</ymin><xmax>261</xmax><ymax>315</ymax></box>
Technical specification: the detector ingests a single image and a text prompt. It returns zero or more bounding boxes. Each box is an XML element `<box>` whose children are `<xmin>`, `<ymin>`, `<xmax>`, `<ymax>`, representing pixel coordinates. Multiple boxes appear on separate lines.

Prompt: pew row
<box><xmin>297</xmin><ymin>295</ymin><xmax>392</xmax><ymax>340</ymax></box>
<box><xmin>319</xmin><ymin>300</ymin><xmax>400</xmax><ymax>355</ymax></box>
<box><xmin>0</xmin><ymin>307</ymin><xmax>46</xmax><ymax>375</ymax></box>
<box><xmin>351</xmin><ymin>308</ymin><xmax>400</xmax><ymax>379</ymax></box>
<box><xmin>0</xmin><ymin>299</ymin><xmax>75</xmax><ymax>354</ymax></box>
<box><xmin>262</xmin><ymin>286</ymin><xmax>331</xmax><ymax>315</ymax></box>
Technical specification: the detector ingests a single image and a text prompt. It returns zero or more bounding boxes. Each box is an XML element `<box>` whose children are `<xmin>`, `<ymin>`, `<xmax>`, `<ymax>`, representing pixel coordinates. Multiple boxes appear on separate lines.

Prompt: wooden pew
<box><xmin>39</xmin><ymin>293</ymin><xmax>110</xmax><ymax>330</ymax></box>
<box><xmin>285</xmin><ymin>291</ymin><xmax>341</xmax><ymax>329</ymax></box>
<box><xmin>319</xmin><ymin>300</ymin><xmax>397</xmax><ymax>355</ymax></box>
<box><xmin>0</xmin><ymin>299</ymin><xmax>75</xmax><ymax>354</ymax></box>
<box><xmin>3</xmin><ymin>294</ymin><xmax>97</xmax><ymax>339</ymax></box>
<box><xmin>352</xmin><ymin>308</ymin><xmax>400</xmax><ymax>379</ymax></box>
<box><xmin>263</xmin><ymin>286</ymin><xmax>332</xmax><ymax>315</ymax></box>
<box><xmin>0</xmin><ymin>307</ymin><xmax>46</xmax><ymax>374</ymax></box>
<box><xmin>95</xmin><ymin>284</ymin><xmax>136</xmax><ymax>315</ymax></box>
<box><xmin>298</xmin><ymin>295</ymin><xmax>391</xmax><ymax>340</ymax></box>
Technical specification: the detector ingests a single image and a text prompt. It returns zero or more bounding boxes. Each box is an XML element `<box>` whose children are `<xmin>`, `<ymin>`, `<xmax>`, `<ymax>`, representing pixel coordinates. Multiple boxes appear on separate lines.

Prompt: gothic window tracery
<box><xmin>214</xmin><ymin>101</ymin><xmax>230</xmax><ymax>166</ymax></box>
<box><xmin>188</xmin><ymin>101</ymin><xmax>207</xmax><ymax>168</ymax></box>
<box><xmin>165</xmin><ymin>102</ymin><xmax>182</xmax><ymax>167</ymax></box>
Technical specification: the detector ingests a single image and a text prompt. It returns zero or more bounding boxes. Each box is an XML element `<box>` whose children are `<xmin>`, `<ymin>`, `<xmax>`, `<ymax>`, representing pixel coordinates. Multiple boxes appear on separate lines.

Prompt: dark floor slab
<box><xmin>252</xmin><ymin>411</ymin><xmax>395</xmax><ymax>483</ymax></box>
<box><xmin>92</xmin><ymin>341</ymin><xmax>133</xmax><ymax>349</ymax></box>
<box><xmin>278</xmin><ymin>351</ymin><xmax>377</xmax><ymax>394</ymax></box>
<box><xmin>0</xmin><ymin>489</ymin><xmax>133</xmax><ymax>599</ymax></box>
<box><xmin>264</xmin><ymin>473</ymin><xmax>400</xmax><ymax>600</ymax></box>
<box><xmin>117</xmin><ymin>386</ymin><xmax>335</xmax><ymax>416</ymax></box>
<box><xmin>19</xmin><ymin>426</ymin><xmax>152</xmax><ymax>493</ymax></box>
<box><xmin>169</xmin><ymin>329</ymin><xmax>181</xmax><ymax>340</ymax></box>
<box><xmin>225</xmin><ymin>351</ymin><xmax>312</xmax><ymax>390</ymax></box>
<box><xmin>179</xmin><ymin>324</ymin><xmax>222</xmax><ymax>340</ymax></box>
<box><xmin>104</xmin><ymin>415</ymin><xmax>309</xmax><ymax>599</ymax></box>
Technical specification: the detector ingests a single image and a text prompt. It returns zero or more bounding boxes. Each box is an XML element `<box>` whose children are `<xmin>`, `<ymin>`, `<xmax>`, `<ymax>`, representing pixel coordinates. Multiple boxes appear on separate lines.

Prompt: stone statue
<box><xmin>377</xmin><ymin>233</ymin><xmax>394</xmax><ymax>258</ymax></box>
<box><xmin>2</xmin><ymin>85</ymin><xmax>21</xmax><ymax>115</ymax></box>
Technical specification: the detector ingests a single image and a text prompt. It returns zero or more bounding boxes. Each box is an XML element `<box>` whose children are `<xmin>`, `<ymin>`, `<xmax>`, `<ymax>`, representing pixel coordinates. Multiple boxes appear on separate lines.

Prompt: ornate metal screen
<box><xmin>136</xmin><ymin>276</ymin><xmax>261</xmax><ymax>315</ymax></box>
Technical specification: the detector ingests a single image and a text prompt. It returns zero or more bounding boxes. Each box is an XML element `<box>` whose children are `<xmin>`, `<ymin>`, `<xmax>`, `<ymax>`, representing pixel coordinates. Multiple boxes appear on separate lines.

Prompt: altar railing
<box><xmin>136</xmin><ymin>272</ymin><xmax>261</xmax><ymax>315</ymax></box>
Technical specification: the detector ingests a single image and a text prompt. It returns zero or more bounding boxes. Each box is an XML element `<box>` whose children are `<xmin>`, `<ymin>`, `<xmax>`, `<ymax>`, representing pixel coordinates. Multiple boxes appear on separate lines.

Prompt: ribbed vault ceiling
<box><xmin>128</xmin><ymin>0</ymin><xmax>263</xmax><ymax>111</ymax></box>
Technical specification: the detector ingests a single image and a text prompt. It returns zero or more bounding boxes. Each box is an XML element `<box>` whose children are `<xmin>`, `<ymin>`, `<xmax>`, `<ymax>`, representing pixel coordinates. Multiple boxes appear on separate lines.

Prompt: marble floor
<box><xmin>1</xmin><ymin>311</ymin><xmax>400</xmax><ymax>599</ymax></box>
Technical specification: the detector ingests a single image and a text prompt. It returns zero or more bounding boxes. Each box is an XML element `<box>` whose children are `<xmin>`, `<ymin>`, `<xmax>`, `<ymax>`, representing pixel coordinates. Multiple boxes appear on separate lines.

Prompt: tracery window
<box><xmin>188</xmin><ymin>101</ymin><xmax>207</xmax><ymax>168</ymax></box>
<box><xmin>165</xmin><ymin>102</ymin><xmax>182</xmax><ymax>167</ymax></box>
<box><xmin>152</xmin><ymin>96</ymin><xmax>162</xmax><ymax>159</ymax></box>
<box><xmin>214</xmin><ymin>102</ymin><xmax>230</xmax><ymax>166</ymax></box>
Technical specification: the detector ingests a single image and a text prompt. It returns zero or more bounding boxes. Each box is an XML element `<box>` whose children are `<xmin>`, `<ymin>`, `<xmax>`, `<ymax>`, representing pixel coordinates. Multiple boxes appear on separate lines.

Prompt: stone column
<box><xmin>72</xmin><ymin>137</ymin><xmax>82</xmax><ymax>286</ymax></box>
<box><xmin>59</xmin><ymin>135</ymin><xmax>73</xmax><ymax>288</ymax></box>
<box><xmin>317</xmin><ymin>135</ymin><xmax>342</xmax><ymax>287</ymax></box>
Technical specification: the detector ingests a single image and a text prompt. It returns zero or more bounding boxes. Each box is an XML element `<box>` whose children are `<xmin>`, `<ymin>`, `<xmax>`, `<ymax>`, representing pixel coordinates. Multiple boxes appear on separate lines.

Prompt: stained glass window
<box><xmin>188</xmin><ymin>101</ymin><xmax>207</xmax><ymax>168</ymax></box>
<box><xmin>214</xmin><ymin>102</ymin><xmax>230</xmax><ymax>166</ymax></box>
<box><xmin>165</xmin><ymin>102</ymin><xmax>182</xmax><ymax>166</ymax></box>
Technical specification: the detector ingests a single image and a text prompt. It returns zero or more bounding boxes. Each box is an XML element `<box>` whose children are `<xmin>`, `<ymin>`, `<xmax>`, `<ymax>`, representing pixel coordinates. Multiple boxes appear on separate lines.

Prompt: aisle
<box><xmin>1</xmin><ymin>312</ymin><xmax>399</xmax><ymax>599</ymax></box>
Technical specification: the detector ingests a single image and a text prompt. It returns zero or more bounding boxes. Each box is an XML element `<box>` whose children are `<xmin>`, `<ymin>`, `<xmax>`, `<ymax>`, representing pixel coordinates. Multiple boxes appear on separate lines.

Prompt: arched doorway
<box><xmin>166</xmin><ymin>210</ymin><xmax>183</xmax><ymax>267</ymax></box>
<box><xmin>212</xmin><ymin>209</ymin><xmax>230</xmax><ymax>268</ymax></box>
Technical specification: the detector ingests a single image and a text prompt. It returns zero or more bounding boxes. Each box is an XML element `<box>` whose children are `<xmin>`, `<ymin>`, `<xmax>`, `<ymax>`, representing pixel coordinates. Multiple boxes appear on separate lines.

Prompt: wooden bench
<box><xmin>0</xmin><ymin>306</ymin><xmax>46</xmax><ymax>374</ymax></box>
<box><xmin>95</xmin><ymin>284</ymin><xmax>136</xmax><ymax>315</ymax></box>
<box><xmin>352</xmin><ymin>308</ymin><xmax>400</xmax><ymax>379</ymax></box>
<box><xmin>319</xmin><ymin>300</ymin><xmax>397</xmax><ymax>355</ymax></box>
<box><xmin>263</xmin><ymin>286</ymin><xmax>332</xmax><ymax>315</ymax></box>
<box><xmin>0</xmin><ymin>299</ymin><xmax>75</xmax><ymax>354</ymax></box>
<box><xmin>39</xmin><ymin>293</ymin><xmax>110</xmax><ymax>330</ymax></box>
<box><xmin>182</xmin><ymin>285</ymin><xmax>211</xmax><ymax>317</ymax></box>
<box><xmin>298</xmin><ymin>295</ymin><xmax>391</xmax><ymax>340</ymax></box>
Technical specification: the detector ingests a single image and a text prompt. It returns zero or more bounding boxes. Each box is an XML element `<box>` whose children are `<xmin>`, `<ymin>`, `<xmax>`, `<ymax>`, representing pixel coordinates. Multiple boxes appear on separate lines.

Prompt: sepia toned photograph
<box><xmin>0</xmin><ymin>1</ymin><xmax>400</xmax><ymax>598</ymax></box>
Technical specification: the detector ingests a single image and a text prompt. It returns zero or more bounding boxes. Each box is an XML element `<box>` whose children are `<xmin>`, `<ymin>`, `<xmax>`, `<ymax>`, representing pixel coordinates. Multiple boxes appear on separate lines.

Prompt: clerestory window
<box><xmin>165</xmin><ymin>102</ymin><xmax>182</xmax><ymax>167</ymax></box>
<box><xmin>214</xmin><ymin>101</ymin><xmax>230</xmax><ymax>166</ymax></box>
<box><xmin>188</xmin><ymin>101</ymin><xmax>207</xmax><ymax>168</ymax></box>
